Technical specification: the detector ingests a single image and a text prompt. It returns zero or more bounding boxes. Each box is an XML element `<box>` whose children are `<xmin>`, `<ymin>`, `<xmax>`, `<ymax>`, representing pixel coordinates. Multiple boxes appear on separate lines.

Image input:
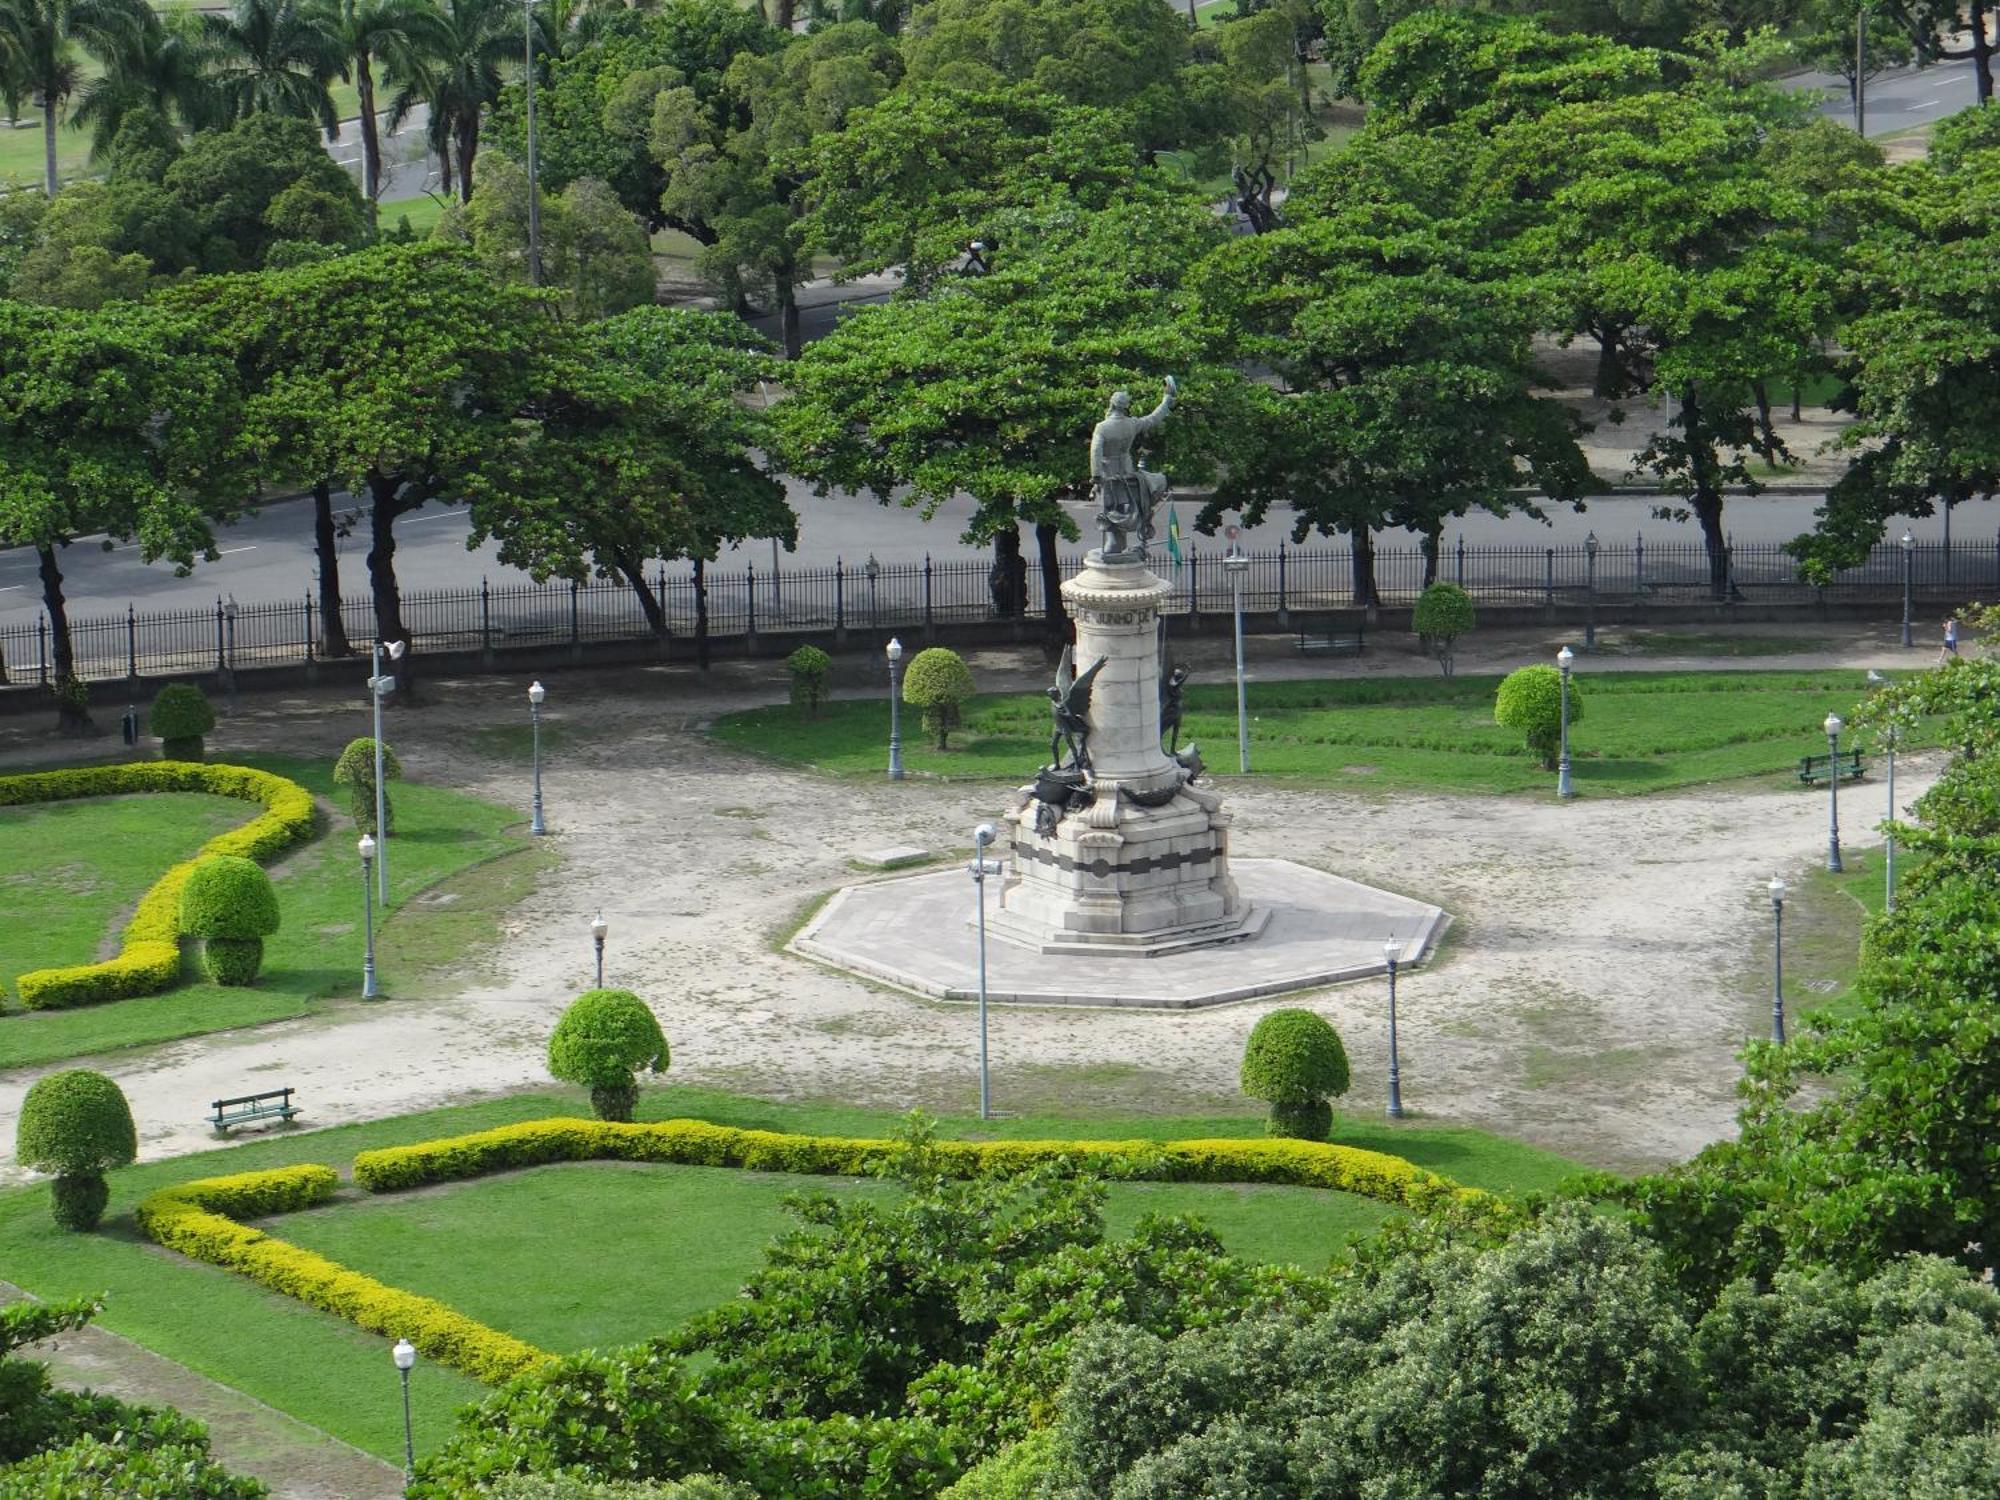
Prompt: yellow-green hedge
<box><xmin>352</xmin><ymin>1117</ymin><xmax>1492</xmax><ymax>1216</ymax></box>
<box><xmin>3</xmin><ymin>762</ymin><xmax>317</xmax><ymax>1009</ymax></box>
<box><xmin>134</xmin><ymin>1165</ymin><xmax>551</xmax><ymax>1386</ymax></box>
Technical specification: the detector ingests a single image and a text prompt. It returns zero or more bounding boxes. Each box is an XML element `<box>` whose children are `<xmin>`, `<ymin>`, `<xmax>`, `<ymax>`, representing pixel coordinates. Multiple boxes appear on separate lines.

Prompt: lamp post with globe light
<box><xmin>886</xmin><ymin>638</ymin><xmax>905</xmax><ymax>781</ymax></box>
<box><xmin>1384</xmin><ymin>936</ymin><xmax>1405</xmax><ymax>1119</ymax></box>
<box><xmin>392</xmin><ymin>1338</ymin><xmax>416</xmax><ymax>1483</ymax></box>
<box><xmin>360</xmin><ymin>834</ymin><xmax>379</xmax><ymax>999</ymax></box>
<box><xmin>1768</xmin><ymin>876</ymin><xmax>1787</xmax><ymax>1043</ymax></box>
<box><xmin>1901</xmin><ymin>530</ymin><xmax>1915</xmax><ymax>647</ymax></box>
<box><xmin>1224</xmin><ymin>540</ymin><xmax>1250</xmax><ymax>772</ymax></box>
<box><xmin>1556</xmin><ymin>646</ymin><xmax>1576</xmax><ymax>799</ymax></box>
<box><xmin>590</xmin><ymin>912</ymin><xmax>607</xmax><ymax>986</ymax></box>
<box><xmin>368</xmin><ymin>639</ymin><xmax>405</xmax><ymax>902</ymax></box>
<box><xmin>970</xmin><ymin>823</ymin><xmax>1003</xmax><ymax>1119</ymax></box>
<box><xmin>528</xmin><ymin>681</ymin><xmax>547</xmax><ymax>836</ymax></box>
<box><xmin>1825</xmin><ymin>712</ymin><xmax>1844</xmax><ymax>872</ymax></box>
<box><xmin>1584</xmin><ymin>531</ymin><xmax>1599</xmax><ymax>651</ymax></box>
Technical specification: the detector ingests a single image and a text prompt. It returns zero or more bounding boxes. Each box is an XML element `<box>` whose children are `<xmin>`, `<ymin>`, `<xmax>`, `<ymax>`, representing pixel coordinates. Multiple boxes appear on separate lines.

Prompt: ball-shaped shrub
<box><xmin>332</xmin><ymin>736</ymin><xmax>402</xmax><ymax>834</ymax></box>
<box><xmin>15</xmin><ymin>1070</ymin><xmax>138</xmax><ymax>1231</ymax></box>
<box><xmin>547</xmin><ymin>988</ymin><xmax>670</xmax><ymax>1122</ymax></box>
<box><xmin>1412</xmin><ymin>582</ymin><xmax>1477</xmax><ymax>677</ymax></box>
<box><xmin>148</xmin><ymin>683</ymin><xmax>216</xmax><ymax>761</ymax></box>
<box><xmin>788</xmin><ymin>644</ymin><xmax>831</xmax><ymax>718</ymax></box>
<box><xmin>1495</xmin><ymin>663</ymin><xmax>1585</xmax><ymax>771</ymax></box>
<box><xmin>1240</xmin><ymin>1009</ymin><xmax>1351</xmax><ymax>1141</ymax></box>
<box><xmin>179</xmin><ymin>855</ymin><xmax>282</xmax><ymax>985</ymax></box>
<box><xmin>902</xmin><ymin>647</ymin><xmax>976</xmax><ymax>750</ymax></box>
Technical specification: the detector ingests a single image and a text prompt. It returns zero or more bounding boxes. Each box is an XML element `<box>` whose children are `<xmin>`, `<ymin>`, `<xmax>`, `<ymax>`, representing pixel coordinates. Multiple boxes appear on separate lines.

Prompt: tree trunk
<box><xmin>455</xmin><ymin>111</ymin><xmax>478</xmax><ymax>203</ymax></box>
<box><xmin>364</xmin><ymin>472</ymin><xmax>410</xmax><ymax>675</ymax></box>
<box><xmin>312</xmin><ymin>481</ymin><xmax>353</xmax><ymax>657</ymax></box>
<box><xmin>693</xmin><ymin>556</ymin><xmax>710</xmax><ymax>669</ymax></box>
<box><xmin>356</xmin><ymin>56</ymin><xmax>382</xmax><ymax>209</ymax></box>
<box><xmin>40</xmin><ymin>95</ymin><xmax>57</xmax><ymax>196</ymax></box>
<box><xmin>1974</xmin><ymin>0</ymin><xmax>1995</xmax><ymax>103</ymax></box>
<box><xmin>1421</xmin><ymin>522</ymin><xmax>1442</xmax><ymax>586</ymax></box>
<box><xmin>770</xmin><ymin>0</ymin><xmax>795</xmax><ymax>28</ymax></box>
<box><xmin>988</xmin><ymin>528</ymin><xmax>1027</xmax><ymax>617</ymax></box>
<box><xmin>611</xmin><ymin>544</ymin><xmax>669</xmax><ymax>637</ymax></box>
<box><xmin>1349</xmin><ymin>527</ymin><xmax>1379</xmax><ymax>608</ymax></box>
<box><xmin>1678</xmin><ymin>389</ymin><xmax>1733</xmax><ymax>601</ymax></box>
<box><xmin>1592</xmin><ymin>324</ymin><xmax>1625</xmax><ymax>399</ymax></box>
<box><xmin>438</xmin><ymin>138</ymin><xmax>454</xmax><ymax>199</ymax></box>
<box><xmin>1750</xmin><ymin>380</ymin><xmax>1780</xmax><ymax>462</ymax></box>
<box><xmin>1035</xmin><ymin>521</ymin><xmax>1071</xmax><ymax>653</ymax></box>
<box><xmin>778</xmin><ymin>280</ymin><xmax>801</xmax><ymax>360</ymax></box>
<box><xmin>37</xmin><ymin>544</ymin><xmax>89</xmax><ymax>734</ymax></box>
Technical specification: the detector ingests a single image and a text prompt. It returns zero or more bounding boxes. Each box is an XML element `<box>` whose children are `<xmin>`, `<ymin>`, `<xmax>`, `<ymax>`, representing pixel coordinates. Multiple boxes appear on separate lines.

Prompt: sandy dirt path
<box><xmin>0</xmin><ymin>625</ymin><xmax>1936</xmax><ymax>1177</ymax></box>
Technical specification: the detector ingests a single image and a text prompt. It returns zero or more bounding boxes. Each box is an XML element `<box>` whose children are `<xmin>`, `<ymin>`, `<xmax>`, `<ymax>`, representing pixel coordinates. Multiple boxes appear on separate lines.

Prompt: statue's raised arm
<box><xmin>1089</xmin><ymin>376</ymin><xmax>1178</xmax><ymax>563</ymax></box>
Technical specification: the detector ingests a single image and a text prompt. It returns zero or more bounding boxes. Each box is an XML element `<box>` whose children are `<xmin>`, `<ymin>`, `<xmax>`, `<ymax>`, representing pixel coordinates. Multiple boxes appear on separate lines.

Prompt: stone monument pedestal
<box><xmin>990</xmin><ymin>554</ymin><xmax>1260</xmax><ymax>956</ymax></box>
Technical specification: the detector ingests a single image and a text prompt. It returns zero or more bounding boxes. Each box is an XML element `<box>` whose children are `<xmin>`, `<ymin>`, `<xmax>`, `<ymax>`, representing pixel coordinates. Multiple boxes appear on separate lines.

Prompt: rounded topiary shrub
<box><xmin>1495</xmin><ymin>662</ymin><xmax>1585</xmax><ymax>770</ymax></box>
<box><xmin>1412</xmin><ymin>582</ymin><xmax>1477</xmax><ymax>677</ymax></box>
<box><xmin>147</xmin><ymin>682</ymin><xmax>217</xmax><ymax>761</ymax></box>
<box><xmin>788</xmin><ymin>645</ymin><xmax>831</xmax><ymax>718</ymax></box>
<box><xmin>547</xmin><ymin>988</ymin><xmax>670</xmax><ymax>1122</ymax></box>
<box><xmin>332</xmin><ymin>736</ymin><xmax>402</xmax><ymax>834</ymax></box>
<box><xmin>902</xmin><ymin>647</ymin><xmax>975</xmax><ymax>750</ymax></box>
<box><xmin>15</xmin><ymin>1070</ymin><xmax>138</xmax><ymax>1231</ymax></box>
<box><xmin>179</xmin><ymin>854</ymin><xmax>281</xmax><ymax>986</ymax></box>
<box><xmin>1240</xmin><ymin>1008</ymin><xmax>1351</xmax><ymax>1141</ymax></box>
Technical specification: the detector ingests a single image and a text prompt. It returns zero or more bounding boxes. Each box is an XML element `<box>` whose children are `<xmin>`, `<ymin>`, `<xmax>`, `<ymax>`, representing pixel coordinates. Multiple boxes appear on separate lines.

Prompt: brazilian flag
<box><xmin>1165</xmin><ymin>504</ymin><xmax>1184</xmax><ymax>570</ymax></box>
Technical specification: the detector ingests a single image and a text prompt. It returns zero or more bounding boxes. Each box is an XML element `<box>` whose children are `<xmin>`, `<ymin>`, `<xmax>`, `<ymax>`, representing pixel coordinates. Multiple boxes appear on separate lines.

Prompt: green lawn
<box><xmin>0</xmin><ymin>754</ymin><xmax>536</xmax><ymax>1069</ymax></box>
<box><xmin>714</xmin><ymin>669</ymin><xmax>1918</xmax><ymax>797</ymax></box>
<box><xmin>0</xmin><ymin>1085</ymin><xmax>1582</xmax><ymax>1464</ymax></box>
<box><xmin>379</xmin><ymin>193</ymin><xmax>449</xmax><ymax>236</ymax></box>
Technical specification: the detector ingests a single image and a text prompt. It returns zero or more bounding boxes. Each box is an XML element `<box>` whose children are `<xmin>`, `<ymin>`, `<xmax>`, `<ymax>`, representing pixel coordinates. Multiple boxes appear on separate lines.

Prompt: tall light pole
<box><xmin>360</xmin><ymin>834</ymin><xmax>380</xmax><ymax>999</ymax></box>
<box><xmin>590</xmin><ymin>911</ymin><xmax>607</xmax><ymax>987</ymax></box>
<box><xmin>1583</xmin><ymin>531</ymin><xmax>1599</xmax><ymax>652</ymax></box>
<box><xmin>528</xmin><ymin>680</ymin><xmax>547</xmax><ymax>835</ymax></box>
<box><xmin>369</xmin><ymin>639</ymin><xmax>405</xmax><ymax>904</ymax></box>
<box><xmin>1224</xmin><ymin>540</ymin><xmax>1250</xmax><ymax>774</ymax></box>
<box><xmin>1768</xmin><ymin>876</ymin><xmax>1786</xmax><ymax>1044</ymax></box>
<box><xmin>392</xmin><ymin>1337</ymin><xmax>416</xmax><ymax>1484</ymax></box>
<box><xmin>1855</xmin><ymin>3</ymin><xmax>1869</xmax><ymax>136</ymax></box>
<box><xmin>1825</xmin><ymin>711</ymin><xmax>1844</xmax><ymax>873</ymax></box>
<box><xmin>1383</xmin><ymin>936</ymin><xmax>1405</xmax><ymax>1119</ymax></box>
<box><xmin>1900</xmin><ymin>529</ymin><xmax>1915</xmax><ymax>647</ymax></box>
<box><xmin>970</xmin><ymin>822</ymin><xmax>1003</xmax><ymax>1120</ymax></box>
<box><xmin>1556</xmin><ymin>645</ymin><xmax>1575</xmax><ymax>799</ymax></box>
<box><xmin>886</xmin><ymin>637</ymin><xmax>905</xmax><ymax>781</ymax></box>
<box><xmin>523</xmin><ymin>0</ymin><xmax>541</xmax><ymax>286</ymax></box>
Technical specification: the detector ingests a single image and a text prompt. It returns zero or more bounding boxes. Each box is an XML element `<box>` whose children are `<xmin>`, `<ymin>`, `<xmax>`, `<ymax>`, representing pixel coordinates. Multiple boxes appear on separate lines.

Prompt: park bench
<box><xmin>1295</xmin><ymin>617</ymin><xmax>1366</xmax><ymax>656</ymax></box>
<box><xmin>209</xmin><ymin>1087</ymin><xmax>299</xmax><ymax>1134</ymax></box>
<box><xmin>1797</xmin><ymin>750</ymin><xmax>1867</xmax><ymax>786</ymax></box>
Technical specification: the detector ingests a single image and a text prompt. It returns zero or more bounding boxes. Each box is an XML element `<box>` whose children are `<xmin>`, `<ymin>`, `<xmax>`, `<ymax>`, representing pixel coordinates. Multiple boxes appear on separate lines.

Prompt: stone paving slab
<box><xmin>792</xmin><ymin>858</ymin><xmax>1447</xmax><ymax>1009</ymax></box>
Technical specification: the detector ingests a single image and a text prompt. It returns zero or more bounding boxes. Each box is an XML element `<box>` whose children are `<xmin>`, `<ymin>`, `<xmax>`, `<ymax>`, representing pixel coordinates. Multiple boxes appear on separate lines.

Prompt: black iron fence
<box><xmin>2</xmin><ymin>533</ymin><xmax>1994</xmax><ymax>688</ymax></box>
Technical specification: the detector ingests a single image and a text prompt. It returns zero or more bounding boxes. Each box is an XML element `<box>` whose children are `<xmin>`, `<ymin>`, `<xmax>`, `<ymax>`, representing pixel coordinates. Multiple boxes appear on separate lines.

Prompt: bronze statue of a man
<box><xmin>1090</xmin><ymin>376</ymin><xmax>1177</xmax><ymax>561</ymax></box>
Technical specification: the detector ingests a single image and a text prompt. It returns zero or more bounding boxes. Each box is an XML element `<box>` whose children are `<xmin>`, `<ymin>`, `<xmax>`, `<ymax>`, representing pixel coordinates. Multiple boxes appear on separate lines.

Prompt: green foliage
<box><xmin>1494</xmin><ymin>662</ymin><xmax>1583</xmax><ymax>770</ymax></box>
<box><xmin>1411</xmin><ymin>581</ymin><xmax>1476</xmax><ymax>676</ymax></box>
<box><xmin>197</xmin><ymin>937</ymin><xmax>264</xmax><ymax>988</ymax></box>
<box><xmin>48</xmin><ymin>1172</ymin><xmax>111</xmax><ymax>1232</ymax></box>
<box><xmin>1241</xmin><ymin>1010</ymin><xmax>1349</xmax><ymax>1139</ymax></box>
<box><xmin>14</xmin><ymin>1071</ymin><xmax>138</xmax><ymax>1180</ymax></box>
<box><xmin>178</xmin><ymin>855</ymin><xmax>280</xmax><ymax>942</ymax></box>
<box><xmin>546</xmin><ymin>990</ymin><xmax>670</xmax><ymax>1121</ymax></box>
<box><xmin>901</xmin><ymin>647</ymin><xmax>974</xmax><ymax>749</ymax></box>
<box><xmin>486</xmin><ymin>1479</ymin><xmax>754</xmax><ymax>1500</ymax></box>
<box><xmin>787</xmin><ymin>644</ymin><xmax>830</xmax><ymax>717</ymax></box>
<box><xmin>331</xmin><ymin>737</ymin><xmax>401</xmax><ymax>834</ymax></box>
<box><xmin>147</xmin><ymin>683</ymin><xmax>215</xmax><ymax>760</ymax></box>
<box><xmin>445</xmin><ymin>154</ymin><xmax>657</xmax><ymax>321</ymax></box>
<box><xmin>161</xmin><ymin>115</ymin><xmax>368</xmax><ymax>275</ymax></box>
<box><xmin>938</xmin><ymin>1429</ymin><xmax>1058</xmax><ymax>1499</ymax></box>
<box><xmin>0</xmin><ymin>1432</ymin><xmax>269</xmax><ymax>1496</ymax></box>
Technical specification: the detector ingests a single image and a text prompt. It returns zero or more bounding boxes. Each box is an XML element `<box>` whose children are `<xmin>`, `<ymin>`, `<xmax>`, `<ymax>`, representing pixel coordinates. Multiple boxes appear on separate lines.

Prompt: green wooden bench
<box><xmin>209</xmin><ymin>1087</ymin><xmax>299</xmax><ymax>1134</ymax></box>
<box><xmin>1295</xmin><ymin>617</ymin><xmax>1366</xmax><ymax>656</ymax></box>
<box><xmin>1797</xmin><ymin>750</ymin><xmax>1866</xmax><ymax>786</ymax></box>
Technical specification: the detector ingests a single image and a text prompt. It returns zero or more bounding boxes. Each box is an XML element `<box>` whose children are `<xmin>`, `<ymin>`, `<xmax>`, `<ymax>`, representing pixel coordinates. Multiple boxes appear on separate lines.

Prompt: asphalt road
<box><xmin>1799</xmin><ymin>58</ymin><xmax>1985</xmax><ymax>136</ymax></box>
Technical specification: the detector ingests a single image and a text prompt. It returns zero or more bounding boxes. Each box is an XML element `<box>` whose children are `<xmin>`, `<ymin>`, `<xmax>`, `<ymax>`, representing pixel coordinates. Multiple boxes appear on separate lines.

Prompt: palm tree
<box><xmin>202</xmin><ymin>0</ymin><xmax>342</xmax><ymax>132</ymax></box>
<box><xmin>327</xmin><ymin>0</ymin><xmax>442</xmax><ymax>207</ymax></box>
<box><xmin>386</xmin><ymin>0</ymin><xmax>518</xmax><ymax>203</ymax></box>
<box><xmin>72</xmin><ymin>7</ymin><xmax>220</xmax><ymax>158</ymax></box>
<box><xmin>0</xmin><ymin>0</ymin><xmax>151</xmax><ymax>193</ymax></box>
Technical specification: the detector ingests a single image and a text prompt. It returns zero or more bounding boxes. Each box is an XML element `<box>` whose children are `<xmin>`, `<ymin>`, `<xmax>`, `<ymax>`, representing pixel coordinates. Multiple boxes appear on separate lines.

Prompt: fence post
<box><xmin>835</xmin><ymin>557</ymin><xmax>846</xmax><ymax>640</ymax></box>
<box><xmin>37</xmin><ymin>615</ymin><xmax>47</xmax><ymax>685</ymax></box>
<box><xmin>1455</xmin><ymin>533</ymin><xmax>1466</xmax><ymax>586</ymax></box>
<box><xmin>1277</xmin><ymin>542</ymin><xmax>1288</xmax><ymax>621</ymax></box>
<box><xmin>303</xmin><ymin>592</ymin><xmax>315</xmax><ymax>664</ymax></box>
<box><xmin>569</xmin><ymin>580</ymin><xmax>581</xmax><ymax>659</ymax></box>
<box><xmin>126</xmin><ymin>604</ymin><xmax>138</xmax><ymax>681</ymax></box>
<box><xmin>923</xmin><ymin>554</ymin><xmax>934</xmax><ymax>631</ymax></box>
<box><xmin>1187</xmin><ymin>546</ymin><xmax>1199</xmax><ymax>628</ymax></box>
<box><xmin>480</xmin><ymin>577</ymin><xmax>493</xmax><ymax>662</ymax></box>
<box><xmin>746</xmin><ymin>560</ymin><xmax>757</xmax><ymax>644</ymax></box>
<box><xmin>1544</xmin><ymin>549</ymin><xmax>1554</xmax><ymax>609</ymax></box>
<box><xmin>1635</xmin><ymin>532</ymin><xmax>1646</xmax><ymax>592</ymax></box>
<box><xmin>214</xmin><ymin>596</ymin><xmax>226</xmax><ymax>675</ymax></box>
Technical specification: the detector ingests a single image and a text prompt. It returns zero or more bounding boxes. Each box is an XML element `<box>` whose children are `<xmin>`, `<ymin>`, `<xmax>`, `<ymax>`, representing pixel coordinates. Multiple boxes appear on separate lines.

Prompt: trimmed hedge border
<box><xmin>133</xmin><ymin>1165</ymin><xmax>552</xmax><ymax>1386</ymax></box>
<box><xmin>134</xmin><ymin>1120</ymin><xmax>1504</xmax><ymax>1389</ymax></box>
<box><xmin>1</xmin><ymin>763</ymin><xmax>317</xmax><ymax>1009</ymax></box>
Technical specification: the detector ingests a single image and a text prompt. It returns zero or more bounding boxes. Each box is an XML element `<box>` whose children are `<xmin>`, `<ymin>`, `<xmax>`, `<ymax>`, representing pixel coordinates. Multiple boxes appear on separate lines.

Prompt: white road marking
<box><xmin>1907</xmin><ymin>98</ymin><xmax>1944</xmax><ymax>109</ymax></box>
<box><xmin>400</xmin><ymin>510</ymin><xmax>472</xmax><ymax>526</ymax></box>
<box><xmin>0</xmin><ymin>585</ymin><xmax>21</xmax><ymax>593</ymax></box>
<box><xmin>216</xmin><ymin>546</ymin><xmax>257</xmax><ymax>556</ymax></box>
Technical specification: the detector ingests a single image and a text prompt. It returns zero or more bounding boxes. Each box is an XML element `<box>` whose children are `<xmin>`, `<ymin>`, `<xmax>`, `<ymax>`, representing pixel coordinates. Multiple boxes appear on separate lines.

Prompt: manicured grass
<box><xmin>0</xmin><ymin>754</ymin><xmax>533</xmax><ymax>1068</ymax></box>
<box><xmin>1611</xmin><ymin>631</ymin><xmax>1822</xmax><ymax>658</ymax></box>
<box><xmin>0</xmin><ymin>1086</ymin><xmax>1583</xmax><ymax>1463</ymax></box>
<box><xmin>0</xmin><ymin>792</ymin><xmax>247</xmax><ymax>989</ymax></box>
<box><xmin>378</xmin><ymin>193</ymin><xmax>449</xmax><ymax>236</ymax></box>
<box><xmin>713</xmin><ymin>669</ymin><xmax>1920</xmax><ymax>797</ymax></box>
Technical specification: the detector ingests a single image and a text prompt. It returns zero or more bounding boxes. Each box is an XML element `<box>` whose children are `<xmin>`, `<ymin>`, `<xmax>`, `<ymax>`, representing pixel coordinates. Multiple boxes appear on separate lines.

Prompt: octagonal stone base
<box><xmin>789</xmin><ymin>858</ymin><xmax>1448</xmax><ymax>1010</ymax></box>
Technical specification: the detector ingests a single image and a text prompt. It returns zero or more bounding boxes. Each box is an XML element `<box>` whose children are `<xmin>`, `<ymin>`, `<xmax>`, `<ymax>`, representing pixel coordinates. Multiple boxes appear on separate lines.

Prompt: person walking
<box><xmin>1943</xmin><ymin>616</ymin><xmax>1961</xmax><ymax>662</ymax></box>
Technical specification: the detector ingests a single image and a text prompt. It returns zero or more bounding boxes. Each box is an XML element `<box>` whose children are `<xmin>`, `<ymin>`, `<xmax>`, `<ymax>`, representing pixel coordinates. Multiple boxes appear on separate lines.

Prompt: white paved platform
<box><xmin>790</xmin><ymin>858</ymin><xmax>1448</xmax><ymax>1009</ymax></box>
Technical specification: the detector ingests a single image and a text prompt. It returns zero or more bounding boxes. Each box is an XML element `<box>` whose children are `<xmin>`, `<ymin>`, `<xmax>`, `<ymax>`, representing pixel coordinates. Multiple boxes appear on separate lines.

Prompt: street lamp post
<box><xmin>1825</xmin><ymin>711</ymin><xmax>1844</xmax><ymax>873</ymax></box>
<box><xmin>865</xmin><ymin>553</ymin><xmax>880</xmax><ymax>627</ymax></box>
<box><xmin>1384</xmin><ymin>936</ymin><xmax>1405</xmax><ymax>1119</ymax></box>
<box><xmin>970</xmin><ymin>822</ymin><xmax>1003</xmax><ymax>1120</ymax></box>
<box><xmin>1900</xmin><ymin>530</ymin><xmax>1915</xmax><ymax>647</ymax></box>
<box><xmin>369</xmin><ymin>638</ymin><xmax>405</xmax><ymax>904</ymax></box>
<box><xmin>886</xmin><ymin>637</ymin><xmax>905</xmax><ymax>781</ymax></box>
<box><xmin>1224</xmin><ymin>544</ymin><xmax>1250</xmax><ymax>773</ymax></box>
<box><xmin>1556</xmin><ymin>645</ymin><xmax>1575</xmax><ymax>799</ymax></box>
<box><xmin>1768</xmin><ymin>876</ymin><xmax>1786</xmax><ymax>1044</ymax></box>
<box><xmin>392</xmin><ymin>1338</ymin><xmax>416</xmax><ymax>1484</ymax></box>
<box><xmin>590</xmin><ymin>912</ymin><xmax>607</xmax><ymax>987</ymax></box>
<box><xmin>528</xmin><ymin>681</ymin><xmax>547</xmax><ymax>836</ymax></box>
<box><xmin>1583</xmin><ymin>531</ymin><xmax>1599</xmax><ymax>652</ymax></box>
<box><xmin>360</xmin><ymin>834</ymin><xmax>379</xmax><ymax>999</ymax></box>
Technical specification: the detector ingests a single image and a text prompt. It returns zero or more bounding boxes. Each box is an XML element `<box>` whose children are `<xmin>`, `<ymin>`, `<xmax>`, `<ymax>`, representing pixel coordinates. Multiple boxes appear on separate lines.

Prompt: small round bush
<box><xmin>15</xmin><ymin>1070</ymin><xmax>138</xmax><ymax>1231</ymax></box>
<box><xmin>180</xmin><ymin>854</ymin><xmax>282</xmax><ymax>985</ymax></box>
<box><xmin>1240</xmin><ymin>1009</ymin><xmax>1351</xmax><ymax>1141</ymax></box>
<box><xmin>902</xmin><ymin>647</ymin><xmax>976</xmax><ymax>750</ymax></box>
<box><xmin>148</xmin><ymin>683</ymin><xmax>216</xmax><ymax>760</ymax></box>
<box><xmin>788</xmin><ymin>644</ymin><xmax>831</xmax><ymax>718</ymax></box>
<box><xmin>1412</xmin><ymin>582</ymin><xmax>1477</xmax><ymax>677</ymax></box>
<box><xmin>332</xmin><ymin>736</ymin><xmax>402</xmax><ymax>834</ymax></box>
<box><xmin>1495</xmin><ymin>662</ymin><xmax>1585</xmax><ymax>770</ymax></box>
<box><xmin>547</xmin><ymin>988</ymin><xmax>670</xmax><ymax>1122</ymax></box>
